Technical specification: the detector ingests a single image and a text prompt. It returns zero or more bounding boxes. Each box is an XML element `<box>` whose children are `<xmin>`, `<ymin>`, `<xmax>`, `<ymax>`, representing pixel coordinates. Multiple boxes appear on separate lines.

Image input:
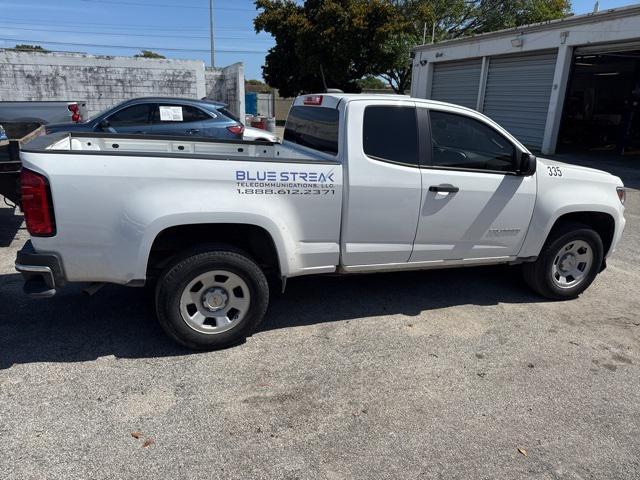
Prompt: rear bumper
<box><xmin>15</xmin><ymin>240</ymin><xmax>66</xmax><ymax>298</ymax></box>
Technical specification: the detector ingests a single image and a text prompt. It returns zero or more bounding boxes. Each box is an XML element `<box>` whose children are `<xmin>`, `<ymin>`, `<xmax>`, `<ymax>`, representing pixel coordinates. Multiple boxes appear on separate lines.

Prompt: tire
<box><xmin>523</xmin><ymin>222</ymin><xmax>603</xmax><ymax>300</ymax></box>
<box><xmin>155</xmin><ymin>246</ymin><xmax>269</xmax><ymax>350</ymax></box>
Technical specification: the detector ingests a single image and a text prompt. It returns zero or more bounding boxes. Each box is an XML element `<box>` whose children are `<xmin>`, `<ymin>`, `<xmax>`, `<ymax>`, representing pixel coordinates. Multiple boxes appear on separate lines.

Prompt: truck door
<box><xmin>410</xmin><ymin>107</ymin><xmax>536</xmax><ymax>263</ymax></box>
<box><xmin>340</xmin><ymin>100</ymin><xmax>423</xmax><ymax>266</ymax></box>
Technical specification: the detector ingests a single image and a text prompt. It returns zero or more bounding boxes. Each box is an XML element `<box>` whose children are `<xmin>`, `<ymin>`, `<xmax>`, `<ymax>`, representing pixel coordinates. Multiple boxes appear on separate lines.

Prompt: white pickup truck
<box><xmin>16</xmin><ymin>93</ymin><xmax>626</xmax><ymax>350</ymax></box>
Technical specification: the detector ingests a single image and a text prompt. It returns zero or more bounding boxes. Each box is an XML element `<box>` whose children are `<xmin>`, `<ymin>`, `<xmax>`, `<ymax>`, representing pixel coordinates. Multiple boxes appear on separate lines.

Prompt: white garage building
<box><xmin>411</xmin><ymin>4</ymin><xmax>640</xmax><ymax>155</ymax></box>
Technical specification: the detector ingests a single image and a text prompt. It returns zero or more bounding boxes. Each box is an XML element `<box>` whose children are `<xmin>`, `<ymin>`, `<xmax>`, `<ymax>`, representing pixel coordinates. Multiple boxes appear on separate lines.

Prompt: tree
<box><xmin>255</xmin><ymin>0</ymin><xmax>403</xmax><ymax>97</ymax></box>
<box><xmin>255</xmin><ymin>0</ymin><xmax>570</xmax><ymax>96</ymax></box>
<box><xmin>381</xmin><ymin>0</ymin><xmax>571</xmax><ymax>93</ymax></box>
<box><xmin>246</xmin><ymin>79</ymin><xmax>273</xmax><ymax>93</ymax></box>
<box><xmin>134</xmin><ymin>50</ymin><xmax>166</xmax><ymax>59</ymax></box>
<box><xmin>12</xmin><ymin>44</ymin><xmax>49</xmax><ymax>53</ymax></box>
<box><xmin>357</xmin><ymin>75</ymin><xmax>389</xmax><ymax>90</ymax></box>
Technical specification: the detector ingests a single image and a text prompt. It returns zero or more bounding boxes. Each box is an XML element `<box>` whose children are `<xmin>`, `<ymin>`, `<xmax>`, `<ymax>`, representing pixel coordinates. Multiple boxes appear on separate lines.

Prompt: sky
<box><xmin>0</xmin><ymin>0</ymin><xmax>637</xmax><ymax>80</ymax></box>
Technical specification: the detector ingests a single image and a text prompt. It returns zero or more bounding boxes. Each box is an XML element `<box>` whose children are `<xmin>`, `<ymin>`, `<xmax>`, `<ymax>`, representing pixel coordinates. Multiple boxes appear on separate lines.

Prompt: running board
<box><xmin>339</xmin><ymin>256</ymin><xmax>516</xmax><ymax>274</ymax></box>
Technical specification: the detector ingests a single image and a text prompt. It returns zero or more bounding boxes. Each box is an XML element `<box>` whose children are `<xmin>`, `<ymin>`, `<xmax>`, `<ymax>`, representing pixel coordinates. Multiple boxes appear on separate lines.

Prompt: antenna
<box><xmin>320</xmin><ymin>64</ymin><xmax>328</xmax><ymax>92</ymax></box>
<box><xmin>593</xmin><ymin>1</ymin><xmax>599</xmax><ymax>13</ymax></box>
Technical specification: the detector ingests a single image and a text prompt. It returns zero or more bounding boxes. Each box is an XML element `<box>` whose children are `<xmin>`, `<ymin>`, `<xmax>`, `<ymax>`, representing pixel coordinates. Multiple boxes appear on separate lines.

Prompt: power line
<box><xmin>0</xmin><ymin>36</ymin><xmax>268</xmax><ymax>54</ymax></box>
<box><xmin>0</xmin><ymin>17</ymin><xmax>258</xmax><ymax>33</ymax></box>
<box><xmin>0</xmin><ymin>25</ymin><xmax>271</xmax><ymax>42</ymax></box>
<box><xmin>78</xmin><ymin>0</ymin><xmax>255</xmax><ymax>11</ymax></box>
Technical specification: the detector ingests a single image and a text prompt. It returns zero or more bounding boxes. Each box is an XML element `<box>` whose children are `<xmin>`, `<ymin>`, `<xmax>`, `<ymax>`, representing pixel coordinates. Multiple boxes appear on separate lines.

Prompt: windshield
<box><xmin>218</xmin><ymin>107</ymin><xmax>241</xmax><ymax>123</ymax></box>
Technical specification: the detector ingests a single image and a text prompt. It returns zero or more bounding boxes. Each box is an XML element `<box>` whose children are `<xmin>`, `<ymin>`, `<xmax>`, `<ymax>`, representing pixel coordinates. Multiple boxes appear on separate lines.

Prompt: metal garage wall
<box><xmin>431</xmin><ymin>59</ymin><xmax>483</xmax><ymax>109</ymax></box>
<box><xmin>483</xmin><ymin>51</ymin><xmax>557</xmax><ymax>150</ymax></box>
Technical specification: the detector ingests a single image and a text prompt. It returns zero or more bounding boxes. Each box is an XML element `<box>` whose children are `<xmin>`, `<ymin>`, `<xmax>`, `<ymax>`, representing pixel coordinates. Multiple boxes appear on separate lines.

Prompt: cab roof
<box><xmin>293</xmin><ymin>92</ymin><xmax>479</xmax><ymax>115</ymax></box>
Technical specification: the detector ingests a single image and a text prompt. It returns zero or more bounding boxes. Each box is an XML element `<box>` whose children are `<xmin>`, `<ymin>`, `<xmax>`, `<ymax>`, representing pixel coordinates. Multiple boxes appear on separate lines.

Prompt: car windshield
<box><xmin>218</xmin><ymin>107</ymin><xmax>241</xmax><ymax>123</ymax></box>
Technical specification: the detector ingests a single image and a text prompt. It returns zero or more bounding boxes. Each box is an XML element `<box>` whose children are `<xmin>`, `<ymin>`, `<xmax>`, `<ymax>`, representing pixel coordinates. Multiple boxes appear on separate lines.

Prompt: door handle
<box><xmin>187</xmin><ymin>129</ymin><xmax>200</xmax><ymax>135</ymax></box>
<box><xmin>429</xmin><ymin>184</ymin><xmax>459</xmax><ymax>193</ymax></box>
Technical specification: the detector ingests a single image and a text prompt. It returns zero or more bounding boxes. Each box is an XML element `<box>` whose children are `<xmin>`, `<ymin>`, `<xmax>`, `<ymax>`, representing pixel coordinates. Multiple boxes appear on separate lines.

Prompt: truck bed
<box><xmin>20</xmin><ymin>131</ymin><xmax>343</xmax><ymax>284</ymax></box>
<box><xmin>24</xmin><ymin>132</ymin><xmax>329</xmax><ymax>163</ymax></box>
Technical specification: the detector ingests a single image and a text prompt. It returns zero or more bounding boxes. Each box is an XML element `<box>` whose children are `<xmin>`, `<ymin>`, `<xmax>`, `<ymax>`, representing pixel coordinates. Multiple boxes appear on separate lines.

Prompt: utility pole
<box><xmin>209</xmin><ymin>0</ymin><xmax>215</xmax><ymax>67</ymax></box>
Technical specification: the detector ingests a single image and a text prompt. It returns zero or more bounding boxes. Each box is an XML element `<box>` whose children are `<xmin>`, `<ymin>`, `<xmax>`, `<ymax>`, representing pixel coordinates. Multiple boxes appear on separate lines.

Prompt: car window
<box><xmin>429</xmin><ymin>110</ymin><xmax>516</xmax><ymax>172</ymax></box>
<box><xmin>151</xmin><ymin>105</ymin><xmax>213</xmax><ymax>124</ymax></box>
<box><xmin>218</xmin><ymin>107</ymin><xmax>241</xmax><ymax>123</ymax></box>
<box><xmin>107</xmin><ymin>104</ymin><xmax>151</xmax><ymax>126</ymax></box>
<box><xmin>363</xmin><ymin>106</ymin><xmax>419</xmax><ymax>166</ymax></box>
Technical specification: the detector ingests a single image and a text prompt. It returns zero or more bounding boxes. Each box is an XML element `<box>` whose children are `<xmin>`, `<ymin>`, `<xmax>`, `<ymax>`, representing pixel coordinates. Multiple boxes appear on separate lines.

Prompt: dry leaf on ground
<box><xmin>142</xmin><ymin>437</ymin><xmax>155</xmax><ymax>448</ymax></box>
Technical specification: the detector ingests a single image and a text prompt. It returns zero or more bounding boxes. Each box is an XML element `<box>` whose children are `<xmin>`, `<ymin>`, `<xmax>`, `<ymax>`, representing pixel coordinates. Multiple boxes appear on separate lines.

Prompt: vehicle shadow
<box><xmin>0</xmin><ymin>265</ymin><xmax>543</xmax><ymax>369</ymax></box>
<box><xmin>0</xmin><ymin>201</ymin><xmax>23</xmax><ymax>247</ymax></box>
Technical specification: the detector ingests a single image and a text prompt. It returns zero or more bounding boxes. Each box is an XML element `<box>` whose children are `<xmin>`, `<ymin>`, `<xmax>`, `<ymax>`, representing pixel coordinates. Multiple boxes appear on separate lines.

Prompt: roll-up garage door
<box><xmin>431</xmin><ymin>59</ymin><xmax>482</xmax><ymax>109</ymax></box>
<box><xmin>483</xmin><ymin>51</ymin><xmax>557</xmax><ymax>150</ymax></box>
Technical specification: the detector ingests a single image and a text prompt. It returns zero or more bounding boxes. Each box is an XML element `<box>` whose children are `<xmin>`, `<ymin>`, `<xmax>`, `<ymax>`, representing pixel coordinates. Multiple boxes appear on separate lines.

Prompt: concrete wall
<box><xmin>205</xmin><ymin>63</ymin><xmax>245</xmax><ymax>119</ymax></box>
<box><xmin>0</xmin><ymin>50</ymin><xmax>243</xmax><ymax>118</ymax></box>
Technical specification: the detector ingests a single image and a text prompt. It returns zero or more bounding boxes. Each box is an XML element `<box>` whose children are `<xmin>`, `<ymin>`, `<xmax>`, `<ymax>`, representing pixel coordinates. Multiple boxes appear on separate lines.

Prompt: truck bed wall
<box><xmin>21</xmin><ymin>149</ymin><xmax>343</xmax><ymax>284</ymax></box>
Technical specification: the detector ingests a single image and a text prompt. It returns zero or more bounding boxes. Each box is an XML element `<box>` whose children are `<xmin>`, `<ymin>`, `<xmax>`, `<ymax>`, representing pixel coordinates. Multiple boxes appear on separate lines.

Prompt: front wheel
<box><xmin>155</xmin><ymin>247</ymin><xmax>269</xmax><ymax>350</ymax></box>
<box><xmin>523</xmin><ymin>222</ymin><xmax>604</xmax><ymax>300</ymax></box>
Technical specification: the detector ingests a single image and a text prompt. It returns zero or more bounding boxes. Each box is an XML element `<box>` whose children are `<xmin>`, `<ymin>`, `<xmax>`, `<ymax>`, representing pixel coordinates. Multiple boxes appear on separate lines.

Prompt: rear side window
<box><xmin>284</xmin><ymin>106</ymin><xmax>339</xmax><ymax>155</ymax></box>
<box><xmin>151</xmin><ymin>105</ymin><xmax>212</xmax><ymax>123</ymax></box>
<box><xmin>363</xmin><ymin>106</ymin><xmax>418</xmax><ymax>166</ymax></box>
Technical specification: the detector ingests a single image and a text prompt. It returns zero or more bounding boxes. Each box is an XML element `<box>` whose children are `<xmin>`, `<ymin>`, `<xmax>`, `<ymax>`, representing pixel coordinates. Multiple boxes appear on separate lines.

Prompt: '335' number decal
<box><xmin>547</xmin><ymin>166</ymin><xmax>563</xmax><ymax>177</ymax></box>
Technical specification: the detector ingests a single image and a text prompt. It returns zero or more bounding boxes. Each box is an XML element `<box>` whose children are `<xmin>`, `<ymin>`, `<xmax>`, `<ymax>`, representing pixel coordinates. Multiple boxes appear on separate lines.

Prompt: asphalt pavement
<box><xmin>1</xmin><ymin>156</ymin><xmax>639</xmax><ymax>479</ymax></box>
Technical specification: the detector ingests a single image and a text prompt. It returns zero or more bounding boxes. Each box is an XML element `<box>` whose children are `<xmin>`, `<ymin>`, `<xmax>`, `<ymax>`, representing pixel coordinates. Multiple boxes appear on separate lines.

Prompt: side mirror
<box><xmin>98</xmin><ymin>119</ymin><xmax>111</xmax><ymax>131</ymax></box>
<box><xmin>518</xmin><ymin>152</ymin><xmax>537</xmax><ymax>176</ymax></box>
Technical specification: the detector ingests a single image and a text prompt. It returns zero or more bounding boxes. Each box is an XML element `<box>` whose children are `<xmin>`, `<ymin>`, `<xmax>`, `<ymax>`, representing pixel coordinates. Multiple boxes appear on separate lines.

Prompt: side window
<box><xmin>107</xmin><ymin>104</ymin><xmax>151</xmax><ymax>126</ymax></box>
<box><xmin>363</xmin><ymin>106</ymin><xmax>419</xmax><ymax>166</ymax></box>
<box><xmin>429</xmin><ymin>110</ymin><xmax>516</xmax><ymax>172</ymax></box>
<box><xmin>151</xmin><ymin>105</ymin><xmax>212</xmax><ymax>123</ymax></box>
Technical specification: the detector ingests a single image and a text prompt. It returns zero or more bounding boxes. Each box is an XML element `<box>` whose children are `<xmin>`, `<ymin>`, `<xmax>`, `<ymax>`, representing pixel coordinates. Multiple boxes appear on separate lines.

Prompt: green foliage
<box><xmin>255</xmin><ymin>0</ymin><xmax>571</xmax><ymax>96</ymax></box>
<box><xmin>12</xmin><ymin>44</ymin><xmax>50</xmax><ymax>53</ymax></box>
<box><xmin>134</xmin><ymin>50</ymin><xmax>166</xmax><ymax>59</ymax></box>
<box><xmin>246</xmin><ymin>79</ymin><xmax>273</xmax><ymax>93</ymax></box>
<box><xmin>255</xmin><ymin>0</ymin><xmax>403</xmax><ymax>97</ymax></box>
<box><xmin>357</xmin><ymin>75</ymin><xmax>389</xmax><ymax>90</ymax></box>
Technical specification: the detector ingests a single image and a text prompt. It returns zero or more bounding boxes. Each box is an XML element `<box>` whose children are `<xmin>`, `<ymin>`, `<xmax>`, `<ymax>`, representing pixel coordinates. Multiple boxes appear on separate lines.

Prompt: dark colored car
<box><xmin>44</xmin><ymin>97</ymin><xmax>245</xmax><ymax>139</ymax></box>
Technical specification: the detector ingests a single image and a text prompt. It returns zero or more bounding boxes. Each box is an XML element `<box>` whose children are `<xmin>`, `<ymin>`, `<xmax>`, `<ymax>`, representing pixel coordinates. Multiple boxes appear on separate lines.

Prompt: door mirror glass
<box><xmin>519</xmin><ymin>152</ymin><xmax>537</xmax><ymax>176</ymax></box>
<box><xmin>98</xmin><ymin>120</ymin><xmax>110</xmax><ymax>131</ymax></box>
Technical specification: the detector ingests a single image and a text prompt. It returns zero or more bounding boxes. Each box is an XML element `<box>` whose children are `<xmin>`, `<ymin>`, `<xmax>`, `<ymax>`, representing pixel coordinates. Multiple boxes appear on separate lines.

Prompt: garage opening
<box><xmin>558</xmin><ymin>43</ymin><xmax>640</xmax><ymax>157</ymax></box>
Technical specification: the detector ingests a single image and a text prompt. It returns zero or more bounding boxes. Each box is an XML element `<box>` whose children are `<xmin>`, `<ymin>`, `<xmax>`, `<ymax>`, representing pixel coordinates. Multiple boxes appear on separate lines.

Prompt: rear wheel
<box><xmin>523</xmin><ymin>222</ymin><xmax>603</xmax><ymax>300</ymax></box>
<box><xmin>155</xmin><ymin>247</ymin><xmax>269</xmax><ymax>350</ymax></box>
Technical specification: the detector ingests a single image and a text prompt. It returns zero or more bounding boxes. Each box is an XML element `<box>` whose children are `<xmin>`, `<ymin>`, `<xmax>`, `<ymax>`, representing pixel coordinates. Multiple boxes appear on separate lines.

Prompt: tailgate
<box><xmin>0</xmin><ymin>123</ymin><xmax>45</xmax><ymax>204</ymax></box>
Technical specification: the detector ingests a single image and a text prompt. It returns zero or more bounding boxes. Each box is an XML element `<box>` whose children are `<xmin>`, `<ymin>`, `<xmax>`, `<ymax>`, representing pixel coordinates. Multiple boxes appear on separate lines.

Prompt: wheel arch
<box><xmin>521</xmin><ymin>206</ymin><xmax>618</xmax><ymax>260</ymax></box>
<box><xmin>547</xmin><ymin>211</ymin><xmax>615</xmax><ymax>256</ymax></box>
<box><xmin>139</xmin><ymin>216</ymin><xmax>291</xmax><ymax>280</ymax></box>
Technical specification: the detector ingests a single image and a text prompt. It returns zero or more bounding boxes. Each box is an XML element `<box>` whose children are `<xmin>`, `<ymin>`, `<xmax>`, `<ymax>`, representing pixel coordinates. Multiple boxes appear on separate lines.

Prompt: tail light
<box><xmin>617</xmin><ymin>187</ymin><xmax>626</xmax><ymax>205</ymax></box>
<box><xmin>21</xmin><ymin>168</ymin><xmax>56</xmax><ymax>236</ymax></box>
<box><xmin>303</xmin><ymin>95</ymin><xmax>323</xmax><ymax>105</ymax></box>
<box><xmin>227</xmin><ymin>124</ymin><xmax>245</xmax><ymax>136</ymax></box>
<box><xmin>68</xmin><ymin>102</ymin><xmax>81</xmax><ymax>123</ymax></box>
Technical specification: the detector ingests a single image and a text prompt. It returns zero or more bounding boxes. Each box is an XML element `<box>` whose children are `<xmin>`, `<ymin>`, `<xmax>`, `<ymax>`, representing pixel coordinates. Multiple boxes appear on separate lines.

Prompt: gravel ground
<box><xmin>1</xmin><ymin>157</ymin><xmax>639</xmax><ymax>480</ymax></box>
